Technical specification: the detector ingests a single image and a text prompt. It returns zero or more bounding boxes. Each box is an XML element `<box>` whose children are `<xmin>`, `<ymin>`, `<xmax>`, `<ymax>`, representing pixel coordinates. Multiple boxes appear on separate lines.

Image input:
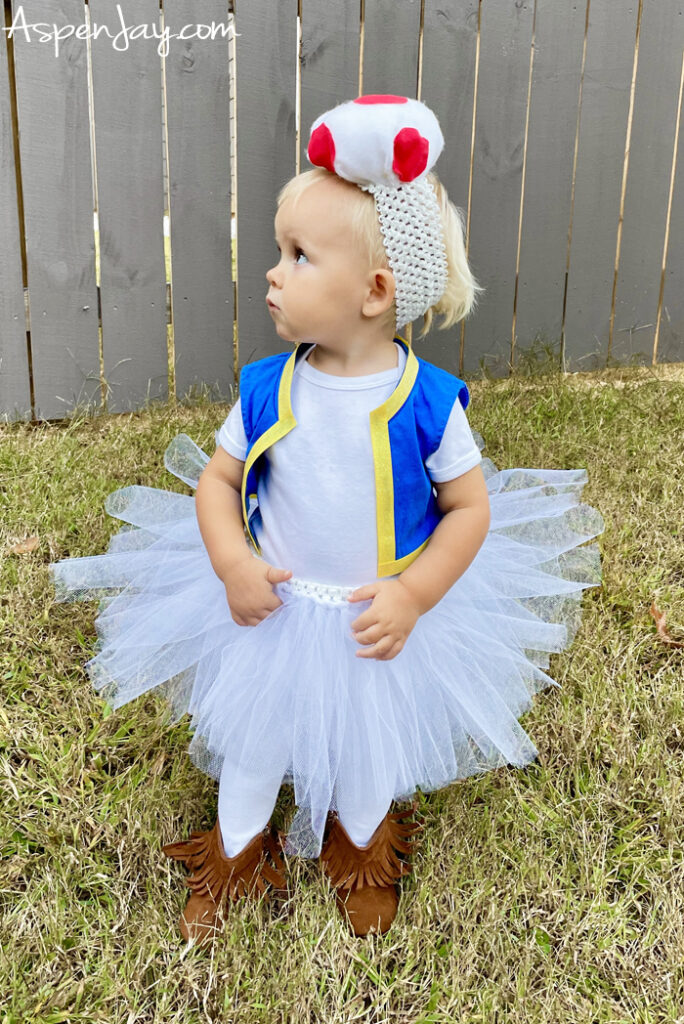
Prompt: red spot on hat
<box><xmin>308</xmin><ymin>123</ymin><xmax>336</xmax><ymax>173</ymax></box>
<box><xmin>354</xmin><ymin>94</ymin><xmax>408</xmax><ymax>105</ymax></box>
<box><xmin>392</xmin><ymin>126</ymin><xmax>429</xmax><ymax>182</ymax></box>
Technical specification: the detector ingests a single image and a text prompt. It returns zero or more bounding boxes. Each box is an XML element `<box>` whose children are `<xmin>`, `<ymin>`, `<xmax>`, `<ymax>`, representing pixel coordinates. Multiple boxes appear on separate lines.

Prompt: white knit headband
<box><xmin>307</xmin><ymin>94</ymin><xmax>449</xmax><ymax>331</ymax></box>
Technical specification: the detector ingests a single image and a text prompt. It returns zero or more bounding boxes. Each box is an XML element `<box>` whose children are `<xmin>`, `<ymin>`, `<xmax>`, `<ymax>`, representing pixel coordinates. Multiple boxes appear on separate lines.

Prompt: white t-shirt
<box><xmin>217</xmin><ymin>342</ymin><xmax>482</xmax><ymax>587</ymax></box>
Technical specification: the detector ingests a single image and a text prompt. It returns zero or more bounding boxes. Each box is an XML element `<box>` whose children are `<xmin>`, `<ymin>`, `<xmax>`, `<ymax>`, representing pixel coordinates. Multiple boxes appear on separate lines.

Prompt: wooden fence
<box><xmin>1</xmin><ymin>0</ymin><xmax>684</xmax><ymax>423</ymax></box>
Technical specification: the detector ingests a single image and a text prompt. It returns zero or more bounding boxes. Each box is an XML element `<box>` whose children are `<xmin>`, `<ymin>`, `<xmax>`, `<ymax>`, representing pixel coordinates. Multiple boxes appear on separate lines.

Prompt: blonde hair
<box><xmin>276</xmin><ymin>167</ymin><xmax>484</xmax><ymax>339</ymax></box>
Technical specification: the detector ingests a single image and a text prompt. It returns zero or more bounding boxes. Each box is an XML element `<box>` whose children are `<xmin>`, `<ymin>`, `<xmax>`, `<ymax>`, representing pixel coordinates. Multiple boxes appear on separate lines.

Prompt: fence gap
<box><xmin>416</xmin><ymin>0</ymin><xmax>425</xmax><ymax>103</ymax></box>
<box><xmin>460</xmin><ymin>0</ymin><xmax>480</xmax><ymax>377</ymax></box>
<box><xmin>84</xmin><ymin>0</ymin><xmax>106</xmax><ymax>411</ymax></box>
<box><xmin>607</xmin><ymin>0</ymin><xmax>643</xmax><ymax>364</ymax></box>
<box><xmin>510</xmin><ymin>0</ymin><xmax>538</xmax><ymax>374</ymax></box>
<box><xmin>160</xmin><ymin>1</ymin><xmax>175</xmax><ymax>402</ymax></box>
<box><xmin>358</xmin><ymin>0</ymin><xmax>364</xmax><ymax>95</ymax></box>
<box><xmin>653</xmin><ymin>51</ymin><xmax>684</xmax><ymax>364</ymax></box>
<box><xmin>2</xmin><ymin>0</ymin><xmax>32</xmax><ymax>419</ymax></box>
<box><xmin>228</xmin><ymin>1</ymin><xmax>238</xmax><ymax>383</ymax></box>
<box><xmin>558</xmin><ymin>0</ymin><xmax>590</xmax><ymax>373</ymax></box>
<box><xmin>295</xmin><ymin>1</ymin><xmax>301</xmax><ymax>176</ymax></box>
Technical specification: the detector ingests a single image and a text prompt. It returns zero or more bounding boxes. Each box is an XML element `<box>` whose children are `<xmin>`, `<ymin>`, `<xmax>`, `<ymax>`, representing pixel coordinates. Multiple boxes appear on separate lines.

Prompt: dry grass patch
<box><xmin>1</xmin><ymin>369</ymin><xmax>683</xmax><ymax>1022</ymax></box>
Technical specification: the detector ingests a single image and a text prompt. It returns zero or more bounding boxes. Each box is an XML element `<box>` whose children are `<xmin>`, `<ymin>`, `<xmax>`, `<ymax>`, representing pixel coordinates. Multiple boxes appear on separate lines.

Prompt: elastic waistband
<box><xmin>277</xmin><ymin>576</ymin><xmax>356</xmax><ymax>607</ymax></box>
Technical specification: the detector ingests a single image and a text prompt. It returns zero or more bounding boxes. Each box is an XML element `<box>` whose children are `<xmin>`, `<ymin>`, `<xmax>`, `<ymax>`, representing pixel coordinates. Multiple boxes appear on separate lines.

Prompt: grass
<box><xmin>1</xmin><ymin>360</ymin><xmax>683</xmax><ymax>1022</ymax></box>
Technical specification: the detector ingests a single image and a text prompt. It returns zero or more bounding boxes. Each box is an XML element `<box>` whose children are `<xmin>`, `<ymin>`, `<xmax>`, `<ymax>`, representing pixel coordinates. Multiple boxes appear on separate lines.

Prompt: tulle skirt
<box><xmin>49</xmin><ymin>432</ymin><xmax>604</xmax><ymax>857</ymax></box>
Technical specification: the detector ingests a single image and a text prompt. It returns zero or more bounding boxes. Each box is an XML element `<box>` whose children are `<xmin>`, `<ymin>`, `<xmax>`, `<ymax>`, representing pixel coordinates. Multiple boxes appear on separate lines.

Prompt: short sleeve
<box><xmin>425</xmin><ymin>398</ymin><xmax>482</xmax><ymax>482</ymax></box>
<box><xmin>215</xmin><ymin>398</ymin><xmax>248</xmax><ymax>461</ymax></box>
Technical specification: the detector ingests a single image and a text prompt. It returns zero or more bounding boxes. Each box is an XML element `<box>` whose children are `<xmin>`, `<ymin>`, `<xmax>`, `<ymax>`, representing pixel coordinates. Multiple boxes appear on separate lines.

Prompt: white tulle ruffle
<box><xmin>49</xmin><ymin>432</ymin><xmax>604</xmax><ymax>857</ymax></box>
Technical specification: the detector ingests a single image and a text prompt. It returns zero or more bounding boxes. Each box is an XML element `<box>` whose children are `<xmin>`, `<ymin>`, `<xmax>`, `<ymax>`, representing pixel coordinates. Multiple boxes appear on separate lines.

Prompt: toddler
<box><xmin>50</xmin><ymin>94</ymin><xmax>603</xmax><ymax>944</ymax></box>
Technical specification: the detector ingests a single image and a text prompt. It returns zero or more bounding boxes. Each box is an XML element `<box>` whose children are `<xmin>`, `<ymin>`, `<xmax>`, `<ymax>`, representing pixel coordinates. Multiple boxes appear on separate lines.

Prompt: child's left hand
<box><xmin>348</xmin><ymin>579</ymin><xmax>422</xmax><ymax>660</ymax></box>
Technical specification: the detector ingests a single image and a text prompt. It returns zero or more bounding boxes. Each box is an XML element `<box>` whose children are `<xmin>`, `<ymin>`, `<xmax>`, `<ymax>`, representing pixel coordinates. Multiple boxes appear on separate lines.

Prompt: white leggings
<box><xmin>218</xmin><ymin>756</ymin><xmax>393</xmax><ymax>856</ymax></box>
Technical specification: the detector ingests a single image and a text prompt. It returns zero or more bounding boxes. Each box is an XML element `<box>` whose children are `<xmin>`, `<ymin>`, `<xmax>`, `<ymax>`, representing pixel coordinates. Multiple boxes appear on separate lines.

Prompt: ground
<box><xmin>1</xmin><ymin>363</ymin><xmax>682</xmax><ymax>1023</ymax></box>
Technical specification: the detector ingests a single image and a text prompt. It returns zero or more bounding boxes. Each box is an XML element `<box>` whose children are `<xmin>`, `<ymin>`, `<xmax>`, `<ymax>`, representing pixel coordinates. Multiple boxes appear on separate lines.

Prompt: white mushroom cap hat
<box><xmin>307</xmin><ymin>94</ymin><xmax>449</xmax><ymax>330</ymax></box>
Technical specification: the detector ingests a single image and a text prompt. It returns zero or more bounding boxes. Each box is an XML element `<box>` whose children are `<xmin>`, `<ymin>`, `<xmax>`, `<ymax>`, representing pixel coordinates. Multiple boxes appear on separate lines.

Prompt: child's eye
<box><xmin>295</xmin><ymin>248</ymin><xmax>308</xmax><ymax>265</ymax></box>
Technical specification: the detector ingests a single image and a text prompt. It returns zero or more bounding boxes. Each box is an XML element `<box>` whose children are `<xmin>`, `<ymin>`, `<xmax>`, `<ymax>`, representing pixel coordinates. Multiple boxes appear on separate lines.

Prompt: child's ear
<box><xmin>362</xmin><ymin>268</ymin><xmax>395</xmax><ymax>319</ymax></box>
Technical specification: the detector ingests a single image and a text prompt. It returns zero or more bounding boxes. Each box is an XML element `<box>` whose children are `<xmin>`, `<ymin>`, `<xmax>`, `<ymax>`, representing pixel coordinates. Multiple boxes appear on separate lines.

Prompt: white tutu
<box><xmin>49</xmin><ymin>432</ymin><xmax>604</xmax><ymax>857</ymax></box>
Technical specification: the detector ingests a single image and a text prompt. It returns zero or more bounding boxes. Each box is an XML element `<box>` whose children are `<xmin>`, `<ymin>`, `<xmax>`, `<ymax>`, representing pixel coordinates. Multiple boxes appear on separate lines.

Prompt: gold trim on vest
<box><xmin>368</xmin><ymin>335</ymin><xmax>423</xmax><ymax>575</ymax></box>
<box><xmin>241</xmin><ymin>345</ymin><xmax>301</xmax><ymax>550</ymax></box>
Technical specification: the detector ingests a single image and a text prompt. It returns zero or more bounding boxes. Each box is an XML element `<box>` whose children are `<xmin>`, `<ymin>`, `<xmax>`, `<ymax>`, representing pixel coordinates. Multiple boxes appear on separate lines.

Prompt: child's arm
<box><xmin>349</xmin><ymin>464</ymin><xmax>490</xmax><ymax>660</ymax></box>
<box><xmin>399</xmin><ymin>463</ymin><xmax>491</xmax><ymax>612</ymax></box>
<box><xmin>196</xmin><ymin>447</ymin><xmax>292</xmax><ymax>626</ymax></box>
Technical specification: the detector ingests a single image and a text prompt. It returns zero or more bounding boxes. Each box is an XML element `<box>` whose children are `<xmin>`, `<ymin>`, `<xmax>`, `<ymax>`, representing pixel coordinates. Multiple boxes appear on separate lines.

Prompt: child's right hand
<box><xmin>221</xmin><ymin>554</ymin><xmax>292</xmax><ymax>626</ymax></box>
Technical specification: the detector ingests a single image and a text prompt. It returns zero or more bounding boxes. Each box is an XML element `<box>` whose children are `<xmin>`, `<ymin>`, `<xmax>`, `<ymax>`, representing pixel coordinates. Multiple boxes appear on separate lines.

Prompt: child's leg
<box><xmin>322</xmin><ymin>784</ymin><xmax>422</xmax><ymax>936</ymax></box>
<box><xmin>218</xmin><ymin>755</ymin><xmax>286</xmax><ymax>856</ymax></box>
<box><xmin>337</xmin><ymin>787</ymin><xmax>394</xmax><ymax>847</ymax></box>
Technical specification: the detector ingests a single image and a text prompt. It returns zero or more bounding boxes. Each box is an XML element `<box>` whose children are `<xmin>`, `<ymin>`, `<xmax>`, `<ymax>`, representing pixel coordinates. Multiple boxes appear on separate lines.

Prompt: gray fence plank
<box><xmin>0</xmin><ymin>17</ymin><xmax>30</xmax><ymax>422</ymax></box>
<box><xmin>90</xmin><ymin>0</ymin><xmax>168</xmax><ymax>413</ymax></box>
<box><xmin>299</xmin><ymin>0</ymin><xmax>360</xmax><ymax>174</ymax></box>
<box><xmin>361</xmin><ymin>0</ymin><xmax>421</xmax><ymax>99</ymax></box>
<box><xmin>164</xmin><ymin>0</ymin><xmax>234</xmax><ymax>403</ymax></box>
<box><xmin>234</xmin><ymin>0</ymin><xmax>297</xmax><ymax>367</ymax></box>
<box><xmin>10</xmin><ymin>0</ymin><xmax>99</xmax><ymax>421</ymax></box>
<box><xmin>356</xmin><ymin>0</ymin><xmax>422</xmax><ymax>352</ymax></box>
<box><xmin>657</xmin><ymin>53</ymin><xmax>684</xmax><ymax>366</ymax></box>
<box><xmin>461</xmin><ymin>0</ymin><xmax>534</xmax><ymax>377</ymax></box>
<box><xmin>419</xmin><ymin>0</ymin><xmax>479</xmax><ymax>375</ymax></box>
<box><xmin>611</xmin><ymin>6</ymin><xmax>684</xmax><ymax>366</ymax></box>
<box><xmin>514</xmin><ymin>4</ymin><xmax>586</xmax><ymax>372</ymax></box>
<box><xmin>563</xmin><ymin>6</ymin><xmax>637</xmax><ymax>370</ymax></box>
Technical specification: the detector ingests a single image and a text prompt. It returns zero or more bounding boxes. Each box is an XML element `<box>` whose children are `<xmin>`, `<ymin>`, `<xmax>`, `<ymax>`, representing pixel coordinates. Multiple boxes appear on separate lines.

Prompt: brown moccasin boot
<box><xmin>319</xmin><ymin>804</ymin><xmax>423</xmax><ymax>936</ymax></box>
<box><xmin>162</xmin><ymin>819</ymin><xmax>288</xmax><ymax>947</ymax></box>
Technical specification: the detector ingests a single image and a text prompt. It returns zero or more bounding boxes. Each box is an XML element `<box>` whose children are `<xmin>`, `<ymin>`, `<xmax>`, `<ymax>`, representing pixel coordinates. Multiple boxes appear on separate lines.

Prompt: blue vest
<box><xmin>239</xmin><ymin>335</ymin><xmax>470</xmax><ymax>577</ymax></box>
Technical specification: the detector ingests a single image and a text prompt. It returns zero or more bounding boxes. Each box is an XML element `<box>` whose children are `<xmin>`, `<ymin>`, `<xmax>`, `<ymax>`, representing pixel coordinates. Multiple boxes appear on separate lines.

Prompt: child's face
<box><xmin>265</xmin><ymin>177</ymin><xmax>379</xmax><ymax>346</ymax></box>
